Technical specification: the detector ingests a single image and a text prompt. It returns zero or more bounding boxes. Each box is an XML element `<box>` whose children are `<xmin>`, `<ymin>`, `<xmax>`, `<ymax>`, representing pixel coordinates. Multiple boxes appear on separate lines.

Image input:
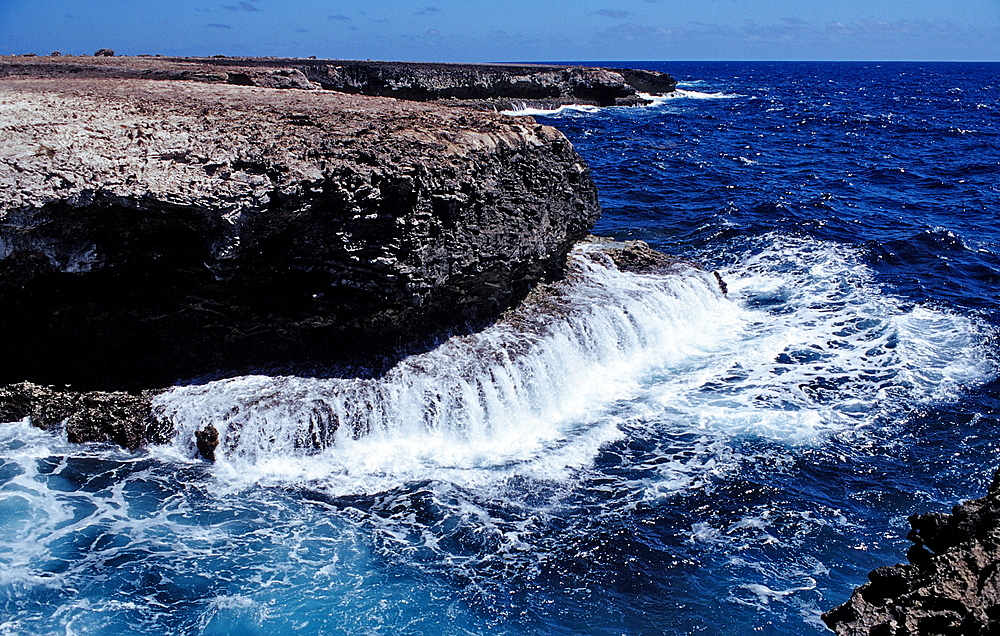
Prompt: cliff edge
<box><xmin>0</xmin><ymin>56</ymin><xmax>677</xmax><ymax>111</ymax></box>
<box><xmin>0</xmin><ymin>69</ymin><xmax>600</xmax><ymax>392</ymax></box>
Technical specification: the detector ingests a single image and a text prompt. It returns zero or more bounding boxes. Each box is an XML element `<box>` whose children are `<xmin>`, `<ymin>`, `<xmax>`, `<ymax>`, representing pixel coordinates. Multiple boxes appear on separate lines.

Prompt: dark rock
<box><xmin>581</xmin><ymin>236</ymin><xmax>696</xmax><ymax>273</ymax></box>
<box><xmin>823</xmin><ymin>470</ymin><xmax>1000</xmax><ymax>635</ymax></box>
<box><xmin>94</xmin><ymin>48</ymin><xmax>115</xmax><ymax>57</ymax></box>
<box><xmin>195</xmin><ymin>424</ymin><xmax>219</xmax><ymax>461</ymax></box>
<box><xmin>0</xmin><ymin>382</ymin><xmax>167</xmax><ymax>449</ymax></box>
<box><xmin>0</xmin><ymin>70</ymin><xmax>600</xmax><ymax>390</ymax></box>
<box><xmin>713</xmin><ymin>271</ymin><xmax>729</xmax><ymax>295</ymax></box>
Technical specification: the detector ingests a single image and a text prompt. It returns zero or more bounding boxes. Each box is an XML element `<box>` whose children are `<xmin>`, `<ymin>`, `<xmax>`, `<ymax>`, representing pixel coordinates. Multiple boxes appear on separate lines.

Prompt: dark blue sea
<box><xmin>2</xmin><ymin>62</ymin><xmax>999</xmax><ymax>634</ymax></box>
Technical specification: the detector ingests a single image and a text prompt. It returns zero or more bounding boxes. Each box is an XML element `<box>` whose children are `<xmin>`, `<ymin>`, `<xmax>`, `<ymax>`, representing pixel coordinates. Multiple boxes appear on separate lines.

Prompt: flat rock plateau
<box><xmin>0</xmin><ymin>55</ymin><xmax>677</xmax><ymax>111</ymax></box>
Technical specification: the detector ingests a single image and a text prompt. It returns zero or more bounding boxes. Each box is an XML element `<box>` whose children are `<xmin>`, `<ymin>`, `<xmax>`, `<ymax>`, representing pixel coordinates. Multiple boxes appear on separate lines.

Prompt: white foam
<box><xmin>660</xmin><ymin>89</ymin><xmax>742</xmax><ymax>100</ymax></box>
<box><xmin>153</xmin><ymin>245</ymin><xmax>735</xmax><ymax>494</ymax></box>
<box><xmin>148</xmin><ymin>235</ymin><xmax>996</xmax><ymax>498</ymax></box>
<box><xmin>500</xmin><ymin>103</ymin><xmax>602</xmax><ymax>117</ymax></box>
<box><xmin>500</xmin><ymin>88</ymin><xmax>742</xmax><ymax>117</ymax></box>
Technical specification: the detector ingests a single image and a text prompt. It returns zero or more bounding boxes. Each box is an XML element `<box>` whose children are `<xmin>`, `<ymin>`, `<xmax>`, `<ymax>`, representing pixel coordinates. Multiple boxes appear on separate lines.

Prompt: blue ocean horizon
<box><xmin>2</xmin><ymin>61</ymin><xmax>999</xmax><ymax>634</ymax></box>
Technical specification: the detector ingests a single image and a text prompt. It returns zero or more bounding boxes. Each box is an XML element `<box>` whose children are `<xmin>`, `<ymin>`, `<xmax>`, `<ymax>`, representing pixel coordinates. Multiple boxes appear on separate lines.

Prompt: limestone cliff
<box><xmin>0</xmin><ymin>75</ymin><xmax>600</xmax><ymax>390</ymax></box>
<box><xmin>0</xmin><ymin>56</ymin><xmax>677</xmax><ymax>110</ymax></box>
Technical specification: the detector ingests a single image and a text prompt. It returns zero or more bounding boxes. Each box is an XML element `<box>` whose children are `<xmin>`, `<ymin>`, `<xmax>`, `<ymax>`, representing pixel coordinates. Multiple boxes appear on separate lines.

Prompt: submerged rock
<box><xmin>823</xmin><ymin>472</ymin><xmax>1000</xmax><ymax>634</ymax></box>
<box><xmin>0</xmin><ymin>74</ymin><xmax>599</xmax><ymax>389</ymax></box>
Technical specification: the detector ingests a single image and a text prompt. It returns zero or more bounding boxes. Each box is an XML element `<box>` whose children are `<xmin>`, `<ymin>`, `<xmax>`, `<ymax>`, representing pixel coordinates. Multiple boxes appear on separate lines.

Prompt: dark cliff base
<box><xmin>824</xmin><ymin>473</ymin><xmax>1000</xmax><ymax>635</ymax></box>
<box><xmin>0</xmin><ymin>238</ymin><xmax>705</xmax><ymax>453</ymax></box>
<box><xmin>0</xmin><ymin>55</ymin><xmax>676</xmax><ymax>110</ymax></box>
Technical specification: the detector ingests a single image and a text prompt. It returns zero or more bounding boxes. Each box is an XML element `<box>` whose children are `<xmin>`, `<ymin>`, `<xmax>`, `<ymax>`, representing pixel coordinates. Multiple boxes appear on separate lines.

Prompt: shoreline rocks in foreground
<box><xmin>823</xmin><ymin>474</ymin><xmax>1000</xmax><ymax>634</ymax></box>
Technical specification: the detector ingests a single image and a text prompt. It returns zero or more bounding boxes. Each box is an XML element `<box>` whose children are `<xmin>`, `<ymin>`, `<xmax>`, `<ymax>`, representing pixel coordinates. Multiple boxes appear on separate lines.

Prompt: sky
<box><xmin>1</xmin><ymin>0</ymin><xmax>998</xmax><ymax>62</ymax></box>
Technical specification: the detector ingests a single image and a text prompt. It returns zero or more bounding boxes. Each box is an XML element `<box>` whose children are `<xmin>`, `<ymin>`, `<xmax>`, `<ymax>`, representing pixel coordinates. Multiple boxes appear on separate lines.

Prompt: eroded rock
<box><xmin>823</xmin><ymin>472</ymin><xmax>1000</xmax><ymax>635</ymax></box>
<box><xmin>0</xmin><ymin>56</ymin><xmax>677</xmax><ymax>110</ymax></box>
<box><xmin>0</xmin><ymin>382</ymin><xmax>167</xmax><ymax>449</ymax></box>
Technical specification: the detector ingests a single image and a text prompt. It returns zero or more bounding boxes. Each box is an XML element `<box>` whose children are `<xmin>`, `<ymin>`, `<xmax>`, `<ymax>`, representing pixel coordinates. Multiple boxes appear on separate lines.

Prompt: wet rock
<box><xmin>0</xmin><ymin>382</ymin><xmax>168</xmax><ymax>449</ymax></box>
<box><xmin>823</xmin><ymin>470</ymin><xmax>1000</xmax><ymax>635</ymax></box>
<box><xmin>195</xmin><ymin>424</ymin><xmax>220</xmax><ymax>461</ymax></box>
<box><xmin>581</xmin><ymin>236</ymin><xmax>694</xmax><ymax>273</ymax></box>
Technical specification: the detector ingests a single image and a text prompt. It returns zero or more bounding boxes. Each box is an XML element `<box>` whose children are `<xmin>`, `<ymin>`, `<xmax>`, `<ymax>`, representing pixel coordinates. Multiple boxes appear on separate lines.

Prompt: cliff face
<box><xmin>824</xmin><ymin>474</ymin><xmax>1000</xmax><ymax>635</ymax></box>
<box><xmin>0</xmin><ymin>56</ymin><xmax>677</xmax><ymax>110</ymax></box>
<box><xmin>0</xmin><ymin>76</ymin><xmax>601</xmax><ymax>390</ymax></box>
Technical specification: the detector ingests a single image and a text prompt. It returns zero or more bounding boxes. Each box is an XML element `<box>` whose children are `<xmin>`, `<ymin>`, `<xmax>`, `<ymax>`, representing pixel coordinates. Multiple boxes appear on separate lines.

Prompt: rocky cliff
<box><xmin>0</xmin><ymin>72</ymin><xmax>600</xmax><ymax>392</ymax></box>
<box><xmin>0</xmin><ymin>56</ymin><xmax>677</xmax><ymax>110</ymax></box>
<box><xmin>824</xmin><ymin>473</ymin><xmax>1000</xmax><ymax>634</ymax></box>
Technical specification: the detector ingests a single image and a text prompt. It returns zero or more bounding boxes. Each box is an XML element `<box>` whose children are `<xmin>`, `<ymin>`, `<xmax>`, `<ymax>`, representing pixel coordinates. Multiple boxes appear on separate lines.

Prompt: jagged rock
<box><xmin>823</xmin><ymin>471</ymin><xmax>1000</xmax><ymax>635</ymax></box>
<box><xmin>226</xmin><ymin>68</ymin><xmax>318</xmax><ymax>90</ymax></box>
<box><xmin>582</xmin><ymin>236</ymin><xmax>690</xmax><ymax>272</ymax></box>
<box><xmin>195</xmin><ymin>424</ymin><xmax>220</xmax><ymax>461</ymax></box>
<box><xmin>0</xmin><ymin>70</ymin><xmax>600</xmax><ymax>389</ymax></box>
<box><xmin>94</xmin><ymin>48</ymin><xmax>115</xmax><ymax>57</ymax></box>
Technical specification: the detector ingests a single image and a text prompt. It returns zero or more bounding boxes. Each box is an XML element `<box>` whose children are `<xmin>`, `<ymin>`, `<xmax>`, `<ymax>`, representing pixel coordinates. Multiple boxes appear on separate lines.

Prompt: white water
<box><xmin>2</xmin><ymin>235</ymin><xmax>996</xmax><ymax>636</ymax></box>
<box><xmin>150</xmin><ymin>237</ymin><xmax>995</xmax><ymax>497</ymax></box>
<box><xmin>500</xmin><ymin>90</ymin><xmax>742</xmax><ymax>116</ymax></box>
<box><xmin>153</xmin><ymin>243</ymin><xmax>737</xmax><ymax>493</ymax></box>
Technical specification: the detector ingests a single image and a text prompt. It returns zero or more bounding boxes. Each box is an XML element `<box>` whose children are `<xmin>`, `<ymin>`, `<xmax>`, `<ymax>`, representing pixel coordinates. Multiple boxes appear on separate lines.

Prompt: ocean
<box><xmin>2</xmin><ymin>61</ymin><xmax>999</xmax><ymax>635</ymax></box>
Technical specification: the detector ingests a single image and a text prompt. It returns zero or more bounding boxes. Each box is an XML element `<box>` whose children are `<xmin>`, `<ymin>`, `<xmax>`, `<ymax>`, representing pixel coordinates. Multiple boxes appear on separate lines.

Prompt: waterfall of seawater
<box><xmin>151</xmin><ymin>235</ymin><xmax>994</xmax><ymax>499</ymax></box>
<box><xmin>152</xmin><ymin>243</ymin><xmax>739</xmax><ymax>491</ymax></box>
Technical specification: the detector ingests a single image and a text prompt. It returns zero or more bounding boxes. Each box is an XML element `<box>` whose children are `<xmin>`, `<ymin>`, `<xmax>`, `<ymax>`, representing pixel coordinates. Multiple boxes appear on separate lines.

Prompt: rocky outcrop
<box><xmin>295</xmin><ymin>61</ymin><xmax>675</xmax><ymax>109</ymax></box>
<box><xmin>0</xmin><ymin>56</ymin><xmax>676</xmax><ymax>110</ymax></box>
<box><xmin>0</xmin><ymin>72</ymin><xmax>600</xmax><ymax>391</ymax></box>
<box><xmin>823</xmin><ymin>473</ymin><xmax>1000</xmax><ymax>635</ymax></box>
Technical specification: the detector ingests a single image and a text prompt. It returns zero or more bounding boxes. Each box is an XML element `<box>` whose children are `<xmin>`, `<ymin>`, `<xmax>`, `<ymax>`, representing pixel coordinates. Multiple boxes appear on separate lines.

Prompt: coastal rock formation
<box><xmin>296</xmin><ymin>61</ymin><xmax>675</xmax><ymax>109</ymax></box>
<box><xmin>0</xmin><ymin>56</ymin><xmax>676</xmax><ymax>110</ymax></box>
<box><xmin>0</xmin><ymin>73</ymin><xmax>600</xmax><ymax>390</ymax></box>
<box><xmin>823</xmin><ymin>474</ymin><xmax>1000</xmax><ymax>635</ymax></box>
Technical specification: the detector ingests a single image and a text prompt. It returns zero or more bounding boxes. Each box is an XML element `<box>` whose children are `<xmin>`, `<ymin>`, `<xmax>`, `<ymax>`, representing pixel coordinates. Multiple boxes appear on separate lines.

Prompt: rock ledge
<box><xmin>0</xmin><ymin>65</ymin><xmax>600</xmax><ymax>389</ymax></box>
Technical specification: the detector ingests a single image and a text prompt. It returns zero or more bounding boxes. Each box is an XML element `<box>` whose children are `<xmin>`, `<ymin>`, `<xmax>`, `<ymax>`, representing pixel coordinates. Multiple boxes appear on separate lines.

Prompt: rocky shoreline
<box><xmin>0</xmin><ymin>237</ymin><xmax>702</xmax><ymax>455</ymax></box>
<box><xmin>0</xmin><ymin>56</ymin><xmax>680</xmax><ymax>448</ymax></box>
<box><xmin>0</xmin><ymin>55</ymin><xmax>677</xmax><ymax>111</ymax></box>
<box><xmin>1</xmin><ymin>71</ymin><xmax>603</xmax><ymax>390</ymax></box>
<box><xmin>823</xmin><ymin>475</ymin><xmax>1000</xmax><ymax>634</ymax></box>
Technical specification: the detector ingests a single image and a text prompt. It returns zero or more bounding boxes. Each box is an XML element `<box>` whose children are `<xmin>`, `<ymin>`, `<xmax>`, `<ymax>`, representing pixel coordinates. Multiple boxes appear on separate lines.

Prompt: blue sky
<box><xmin>1</xmin><ymin>0</ymin><xmax>997</xmax><ymax>61</ymax></box>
